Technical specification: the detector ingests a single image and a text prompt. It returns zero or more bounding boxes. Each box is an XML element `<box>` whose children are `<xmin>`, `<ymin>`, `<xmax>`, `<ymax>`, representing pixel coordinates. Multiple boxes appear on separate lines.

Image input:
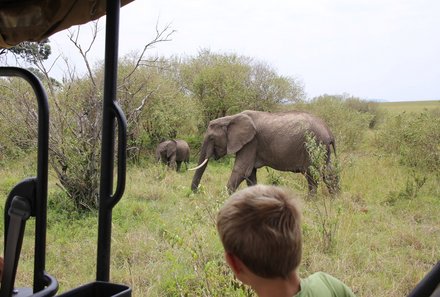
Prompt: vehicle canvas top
<box><xmin>0</xmin><ymin>0</ymin><xmax>133</xmax><ymax>48</ymax></box>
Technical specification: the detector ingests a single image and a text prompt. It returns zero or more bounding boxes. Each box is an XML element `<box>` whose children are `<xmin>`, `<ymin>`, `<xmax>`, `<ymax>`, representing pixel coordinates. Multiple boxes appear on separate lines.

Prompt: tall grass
<box><xmin>379</xmin><ymin>100</ymin><xmax>440</xmax><ymax>114</ymax></box>
<box><xmin>1</xmin><ymin>103</ymin><xmax>439</xmax><ymax>296</ymax></box>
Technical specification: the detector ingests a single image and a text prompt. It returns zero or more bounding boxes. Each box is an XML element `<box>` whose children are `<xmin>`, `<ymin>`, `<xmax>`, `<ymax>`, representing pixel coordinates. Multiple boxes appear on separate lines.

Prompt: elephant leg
<box><xmin>227</xmin><ymin>169</ymin><xmax>247</xmax><ymax>194</ymax></box>
<box><xmin>227</xmin><ymin>140</ymin><xmax>257</xmax><ymax>193</ymax></box>
<box><xmin>305</xmin><ymin>170</ymin><xmax>318</xmax><ymax>196</ymax></box>
<box><xmin>176</xmin><ymin>161</ymin><xmax>182</xmax><ymax>172</ymax></box>
<box><xmin>169</xmin><ymin>155</ymin><xmax>177</xmax><ymax>170</ymax></box>
<box><xmin>245</xmin><ymin>168</ymin><xmax>257</xmax><ymax>186</ymax></box>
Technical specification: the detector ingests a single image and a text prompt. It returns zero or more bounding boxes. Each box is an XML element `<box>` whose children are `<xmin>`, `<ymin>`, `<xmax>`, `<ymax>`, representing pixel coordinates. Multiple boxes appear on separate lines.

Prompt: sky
<box><xmin>49</xmin><ymin>0</ymin><xmax>440</xmax><ymax>102</ymax></box>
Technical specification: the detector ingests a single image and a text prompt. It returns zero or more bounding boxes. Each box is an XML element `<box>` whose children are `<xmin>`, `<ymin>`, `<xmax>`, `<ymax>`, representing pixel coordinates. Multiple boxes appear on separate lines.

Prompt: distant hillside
<box><xmin>379</xmin><ymin>100</ymin><xmax>440</xmax><ymax>114</ymax></box>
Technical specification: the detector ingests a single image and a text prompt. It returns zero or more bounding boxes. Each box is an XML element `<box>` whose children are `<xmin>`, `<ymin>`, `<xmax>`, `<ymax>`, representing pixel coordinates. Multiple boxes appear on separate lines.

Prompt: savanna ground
<box><xmin>0</xmin><ymin>100</ymin><xmax>439</xmax><ymax>296</ymax></box>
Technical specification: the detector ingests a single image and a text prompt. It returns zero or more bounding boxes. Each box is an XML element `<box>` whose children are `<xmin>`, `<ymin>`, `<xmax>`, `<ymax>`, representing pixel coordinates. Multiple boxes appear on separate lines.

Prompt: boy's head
<box><xmin>217</xmin><ymin>185</ymin><xmax>302</xmax><ymax>279</ymax></box>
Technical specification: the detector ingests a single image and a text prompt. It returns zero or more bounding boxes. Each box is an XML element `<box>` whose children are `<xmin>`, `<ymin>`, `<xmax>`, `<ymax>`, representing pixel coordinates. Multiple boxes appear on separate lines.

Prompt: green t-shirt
<box><xmin>294</xmin><ymin>272</ymin><xmax>356</xmax><ymax>297</ymax></box>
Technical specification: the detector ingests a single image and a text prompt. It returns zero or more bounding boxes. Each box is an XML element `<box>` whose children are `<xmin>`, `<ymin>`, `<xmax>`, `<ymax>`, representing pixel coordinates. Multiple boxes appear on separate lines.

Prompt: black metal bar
<box><xmin>109</xmin><ymin>102</ymin><xmax>127</xmax><ymax>209</ymax></box>
<box><xmin>29</xmin><ymin>273</ymin><xmax>58</xmax><ymax>297</ymax></box>
<box><xmin>0</xmin><ymin>196</ymin><xmax>31</xmax><ymax>297</ymax></box>
<box><xmin>408</xmin><ymin>261</ymin><xmax>440</xmax><ymax>297</ymax></box>
<box><xmin>0</xmin><ymin>67</ymin><xmax>50</xmax><ymax>293</ymax></box>
<box><xmin>96</xmin><ymin>0</ymin><xmax>122</xmax><ymax>282</ymax></box>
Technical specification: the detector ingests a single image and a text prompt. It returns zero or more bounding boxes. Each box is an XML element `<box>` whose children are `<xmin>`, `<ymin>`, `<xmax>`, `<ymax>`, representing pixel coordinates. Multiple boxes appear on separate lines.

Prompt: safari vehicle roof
<box><xmin>0</xmin><ymin>0</ymin><xmax>132</xmax><ymax>48</ymax></box>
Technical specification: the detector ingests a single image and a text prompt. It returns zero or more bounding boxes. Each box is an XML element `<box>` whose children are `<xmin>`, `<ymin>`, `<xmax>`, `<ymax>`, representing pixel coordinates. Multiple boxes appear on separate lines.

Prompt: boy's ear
<box><xmin>225</xmin><ymin>252</ymin><xmax>242</xmax><ymax>275</ymax></box>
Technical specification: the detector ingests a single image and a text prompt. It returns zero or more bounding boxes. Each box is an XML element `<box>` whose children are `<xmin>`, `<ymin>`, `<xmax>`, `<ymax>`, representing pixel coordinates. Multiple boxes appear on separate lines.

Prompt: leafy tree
<box><xmin>245</xmin><ymin>61</ymin><xmax>304</xmax><ymax>111</ymax></box>
<box><xmin>0</xmin><ymin>39</ymin><xmax>51</xmax><ymax>63</ymax></box>
<box><xmin>180</xmin><ymin>51</ymin><xmax>249</xmax><ymax>126</ymax></box>
<box><xmin>44</xmin><ymin>21</ymin><xmax>176</xmax><ymax>209</ymax></box>
<box><xmin>0</xmin><ymin>20</ymin><xmax>177</xmax><ymax>209</ymax></box>
<box><xmin>1</xmin><ymin>39</ymin><xmax>61</xmax><ymax>98</ymax></box>
<box><xmin>7</xmin><ymin>39</ymin><xmax>51</xmax><ymax>63</ymax></box>
<box><xmin>180</xmin><ymin>50</ymin><xmax>304</xmax><ymax>130</ymax></box>
<box><xmin>116</xmin><ymin>55</ymin><xmax>200</xmax><ymax>160</ymax></box>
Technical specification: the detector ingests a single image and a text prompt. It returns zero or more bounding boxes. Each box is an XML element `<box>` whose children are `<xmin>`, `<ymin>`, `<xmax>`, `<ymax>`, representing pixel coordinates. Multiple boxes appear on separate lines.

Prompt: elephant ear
<box><xmin>226</xmin><ymin>114</ymin><xmax>256</xmax><ymax>154</ymax></box>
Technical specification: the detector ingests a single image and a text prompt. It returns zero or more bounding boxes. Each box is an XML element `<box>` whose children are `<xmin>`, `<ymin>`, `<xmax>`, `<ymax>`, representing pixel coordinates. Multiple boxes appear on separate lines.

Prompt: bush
<box><xmin>295</xmin><ymin>95</ymin><xmax>373</xmax><ymax>152</ymax></box>
<box><xmin>384</xmin><ymin>171</ymin><xmax>427</xmax><ymax>205</ymax></box>
<box><xmin>376</xmin><ymin>109</ymin><xmax>440</xmax><ymax>172</ymax></box>
<box><xmin>345</xmin><ymin>97</ymin><xmax>384</xmax><ymax>128</ymax></box>
<box><xmin>0</xmin><ymin>77</ymin><xmax>39</xmax><ymax>159</ymax></box>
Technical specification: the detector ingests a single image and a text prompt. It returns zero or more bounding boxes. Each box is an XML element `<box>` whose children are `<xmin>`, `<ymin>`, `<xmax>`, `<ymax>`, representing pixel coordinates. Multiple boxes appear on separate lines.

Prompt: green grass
<box><xmin>1</xmin><ymin>107</ymin><xmax>439</xmax><ymax>296</ymax></box>
<box><xmin>379</xmin><ymin>100</ymin><xmax>440</xmax><ymax>114</ymax></box>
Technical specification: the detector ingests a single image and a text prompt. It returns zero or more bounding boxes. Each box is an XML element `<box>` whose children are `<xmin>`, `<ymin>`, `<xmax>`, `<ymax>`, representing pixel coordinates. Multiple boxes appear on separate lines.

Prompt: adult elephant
<box><xmin>190</xmin><ymin>110</ymin><xmax>339</xmax><ymax>194</ymax></box>
<box><xmin>156</xmin><ymin>139</ymin><xmax>190</xmax><ymax>172</ymax></box>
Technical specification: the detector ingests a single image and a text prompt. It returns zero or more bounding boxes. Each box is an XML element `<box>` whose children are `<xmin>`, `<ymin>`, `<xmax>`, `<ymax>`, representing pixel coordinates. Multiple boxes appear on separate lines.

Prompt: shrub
<box><xmin>345</xmin><ymin>97</ymin><xmax>384</xmax><ymax>128</ymax></box>
<box><xmin>384</xmin><ymin>171</ymin><xmax>427</xmax><ymax>205</ymax></box>
<box><xmin>0</xmin><ymin>77</ymin><xmax>39</xmax><ymax>159</ymax></box>
<box><xmin>305</xmin><ymin>132</ymin><xmax>341</xmax><ymax>252</ymax></box>
<box><xmin>376</xmin><ymin>109</ymin><xmax>440</xmax><ymax>172</ymax></box>
<box><xmin>296</xmin><ymin>95</ymin><xmax>372</xmax><ymax>152</ymax></box>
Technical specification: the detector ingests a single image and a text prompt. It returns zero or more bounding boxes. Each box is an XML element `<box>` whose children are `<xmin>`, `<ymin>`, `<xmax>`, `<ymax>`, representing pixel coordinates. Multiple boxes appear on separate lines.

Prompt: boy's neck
<box><xmin>251</xmin><ymin>271</ymin><xmax>301</xmax><ymax>297</ymax></box>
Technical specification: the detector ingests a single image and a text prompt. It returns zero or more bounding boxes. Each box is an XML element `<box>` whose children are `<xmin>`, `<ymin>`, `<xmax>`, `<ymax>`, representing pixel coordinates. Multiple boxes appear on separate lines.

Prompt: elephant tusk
<box><xmin>188</xmin><ymin>158</ymin><xmax>208</xmax><ymax>171</ymax></box>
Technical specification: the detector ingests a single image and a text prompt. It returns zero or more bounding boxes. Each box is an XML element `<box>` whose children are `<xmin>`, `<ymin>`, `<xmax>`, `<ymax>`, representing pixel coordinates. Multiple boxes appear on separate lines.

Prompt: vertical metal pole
<box><xmin>96</xmin><ymin>0</ymin><xmax>120</xmax><ymax>281</ymax></box>
<box><xmin>0</xmin><ymin>67</ymin><xmax>50</xmax><ymax>293</ymax></box>
<box><xmin>33</xmin><ymin>71</ymin><xmax>50</xmax><ymax>292</ymax></box>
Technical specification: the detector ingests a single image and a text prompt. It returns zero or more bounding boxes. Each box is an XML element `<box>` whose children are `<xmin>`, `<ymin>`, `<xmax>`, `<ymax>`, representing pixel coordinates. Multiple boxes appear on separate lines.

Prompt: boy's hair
<box><xmin>217</xmin><ymin>184</ymin><xmax>302</xmax><ymax>279</ymax></box>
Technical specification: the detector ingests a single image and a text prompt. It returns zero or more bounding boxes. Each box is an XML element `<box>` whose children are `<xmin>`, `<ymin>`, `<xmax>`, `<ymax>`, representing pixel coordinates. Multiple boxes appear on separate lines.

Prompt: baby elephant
<box><xmin>155</xmin><ymin>139</ymin><xmax>190</xmax><ymax>172</ymax></box>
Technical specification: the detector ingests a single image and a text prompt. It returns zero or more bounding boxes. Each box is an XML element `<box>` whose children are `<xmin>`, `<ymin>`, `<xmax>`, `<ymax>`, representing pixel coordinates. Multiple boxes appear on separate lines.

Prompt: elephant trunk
<box><xmin>191</xmin><ymin>141</ymin><xmax>211</xmax><ymax>192</ymax></box>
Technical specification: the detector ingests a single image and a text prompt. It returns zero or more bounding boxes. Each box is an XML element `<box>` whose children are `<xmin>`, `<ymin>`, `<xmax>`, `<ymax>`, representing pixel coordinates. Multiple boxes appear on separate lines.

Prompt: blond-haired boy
<box><xmin>217</xmin><ymin>185</ymin><xmax>355</xmax><ymax>297</ymax></box>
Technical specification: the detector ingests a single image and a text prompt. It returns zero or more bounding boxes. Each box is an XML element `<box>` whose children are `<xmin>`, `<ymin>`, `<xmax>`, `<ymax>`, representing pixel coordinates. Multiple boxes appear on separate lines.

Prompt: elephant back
<box><xmin>175</xmin><ymin>139</ymin><xmax>190</xmax><ymax>161</ymax></box>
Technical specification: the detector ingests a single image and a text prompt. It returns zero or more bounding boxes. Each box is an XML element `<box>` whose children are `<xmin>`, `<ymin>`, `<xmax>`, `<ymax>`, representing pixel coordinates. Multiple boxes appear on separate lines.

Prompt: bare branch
<box><xmin>124</xmin><ymin>22</ymin><xmax>176</xmax><ymax>80</ymax></box>
<box><xmin>67</xmin><ymin>21</ymin><xmax>100</xmax><ymax>85</ymax></box>
<box><xmin>135</xmin><ymin>86</ymin><xmax>159</xmax><ymax>112</ymax></box>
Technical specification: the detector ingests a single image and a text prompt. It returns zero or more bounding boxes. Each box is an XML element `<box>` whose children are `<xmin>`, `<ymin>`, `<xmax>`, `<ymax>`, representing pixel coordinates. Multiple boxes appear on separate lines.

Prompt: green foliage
<box><xmin>180</xmin><ymin>50</ymin><xmax>304</xmax><ymax>130</ymax></box>
<box><xmin>265</xmin><ymin>167</ymin><xmax>285</xmax><ymax>186</ymax></box>
<box><xmin>182</xmin><ymin>134</ymin><xmax>204</xmax><ymax>162</ymax></box>
<box><xmin>305</xmin><ymin>132</ymin><xmax>341</xmax><ymax>252</ymax></box>
<box><xmin>308</xmin><ymin>199</ymin><xmax>342</xmax><ymax>253</ymax></box>
<box><xmin>384</xmin><ymin>171</ymin><xmax>427</xmax><ymax>205</ymax></box>
<box><xmin>6</xmin><ymin>39</ymin><xmax>51</xmax><ymax>64</ymax></box>
<box><xmin>180</xmin><ymin>51</ymin><xmax>250</xmax><ymax>127</ymax></box>
<box><xmin>1</xmin><ymin>129</ymin><xmax>440</xmax><ymax>296</ymax></box>
<box><xmin>117</xmin><ymin>56</ymin><xmax>202</xmax><ymax>153</ymax></box>
<box><xmin>376</xmin><ymin>109</ymin><xmax>440</xmax><ymax>172</ymax></box>
<box><xmin>1</xmin><ymin>42</ymin><xmax>439</xmax><ymax>296</ymax></box>
<box><xmin>152</xmin><ymin>190</ymin><xmax>254</xmax><ymax>296</ymax></box>
<box><xmin>50</xmin><ymin>76</ymin><xmax>102</xmax><ymax>210</ymax></box>
<box><xmin>27</xmin><ymin>67</ymin><xmax>61</xmax><ymax>89</ymax></box>
<box><xmin>344</xmin><ymin>97</ymin><xmax>384</xmax><ymax>128</ymax></box>
<box><xmin>296</xmin><ymin>95</ymin><xmax>373</xmax><ymax>152</ymax></box>
<box><xmin>46</xmin><ymin>54</ymin><xmax>202</xmax><ymax>208</ymax></box>
<box><xmin>305</xmin><ymin>132</ymin><xmax>328</xmax><ymax>186</ymax></box>
<box><xmin>0</xmin><ymin>77</ymin><xmax>38</xmax><ymax>157</ymax></box>
<box><xmin>305</xmin><ymin>132</ymin><xmax>341</xmax><ymax>194</ymax></box>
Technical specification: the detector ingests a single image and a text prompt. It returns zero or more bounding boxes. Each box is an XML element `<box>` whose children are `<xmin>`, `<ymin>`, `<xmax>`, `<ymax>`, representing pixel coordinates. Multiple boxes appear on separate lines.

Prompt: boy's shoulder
<box><xmin>295</xmin><ymin>271</ymin><xmax>356</xmax><ymax>297</ymax></box>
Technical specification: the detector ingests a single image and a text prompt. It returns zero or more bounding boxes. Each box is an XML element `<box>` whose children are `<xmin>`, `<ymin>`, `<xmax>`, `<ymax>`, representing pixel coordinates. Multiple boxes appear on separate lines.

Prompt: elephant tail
<box><xmin>326</xmin><ymin>140</ymin><xmax>337</xmax><ymax>164</ymax></box>
<box><xmin>330</xmin><ymin>140</ymin><xmax>337</xmax><ymax>157</ymax></box>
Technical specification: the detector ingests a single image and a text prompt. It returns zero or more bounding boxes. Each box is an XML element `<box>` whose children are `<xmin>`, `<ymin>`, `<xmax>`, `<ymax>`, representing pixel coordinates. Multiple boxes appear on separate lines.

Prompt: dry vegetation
<box><xmin>0</xmin><ymin>101</ymin><xmax>439</xmax><ymax>297</ymax></box>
